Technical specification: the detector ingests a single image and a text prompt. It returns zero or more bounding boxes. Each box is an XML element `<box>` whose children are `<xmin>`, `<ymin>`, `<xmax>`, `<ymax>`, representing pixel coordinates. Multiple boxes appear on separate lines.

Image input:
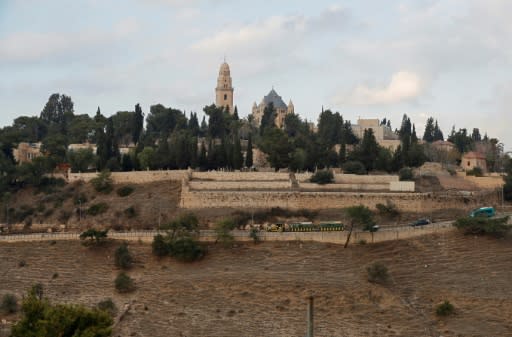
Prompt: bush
<box><xmin>90</xmin><ymin>171</ymin><xmax>113</xmax><ymax>194</ymax></box>
<box><xmin>453</xmin><ymin>216</ymin><xmax>510</xmax><ymax>237</ymax></box>
<box><xmin>375</xmin><ymin>201</ymin><xmax>400</xmax><ymax>218</ymax></box>
<box><xmin>87</xmin><ymin>202</ymin><xmax>109</xmax><ymax>216</ymax></box>
<box><xmin>466</xmin><ymin>166</ymin><xmax>483</xmax><ymax>177</ymax></box>
<box><xmin>97</xmin><ymin>298</ymin><xmax>117</xmax><ymax>317</ymax></box>
<box><xmin>249</xmin><ymin>228</ymin><xmax>260</xmax><ymax>243</ymax></box>
<box><xmin>115</xmin><ymin>243</ymin><xmax>133</xmax><ymax>269</ymax></box>
<box><xmin>436</xmin><ymin>300</ymin><xmax>454</xmax><ymax>316</ymax></box>
<box><xmin>1</xmin><ymin>293</ymin><xmax>18</xmax><ymax>314</ymax></box>
<box><xmin>399</xmin><ymin>167</ymin><xmax>414</xmax><ymax>181</ymax></box>
<box><xmin>171</xmin><ymin>237</ymin><xmax>206</xmax><ymax>262</ymax></box>
<box><xmin>342</xmin><ymin>161</ymin><xmax>366</xmax><ymax>175</ymax></box>
<box><xmin>116</xmin><ymin>186</ymin><xmax>135</xmax><ymax>197</ymax></box>
<box><xmin>310</xmin><ymin>170</ymin><xmax>334</xmax><ymax>184</ymax></box>
<box><xmin>366</xmin><ymin>262</ymin><xmax>389</xmax><ymax>284</ymax></box>
<box><xmin>115</xmin><ymin>272</ymin><xmax>136</xmax><ymax>293</ymax></box>
<box><xmin>215</xmin><ymin>219</ymin><xmax>236</xmax><ymax>248</ymax></box>
<box><xmin>123</xmin><ymin>206</ymin><xmax>137</xmax><ymax>218</ymax></box>
<box><xmin>152</xmin><ymin>234</ymin><xmax>170</xmax><ymax>257</ymax></box>
<box><xmin>80</xmin><ymin>228</ymin><xmax>109</xmax><ymax>245</ymax></box>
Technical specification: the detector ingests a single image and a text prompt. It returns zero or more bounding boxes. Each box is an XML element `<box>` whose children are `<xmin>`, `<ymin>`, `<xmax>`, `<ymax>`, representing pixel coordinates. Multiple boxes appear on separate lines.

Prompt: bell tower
<box><xmin>215</xmin><ymin>61</ymin><xmax>234</xmax><ymax>114</ymax></box>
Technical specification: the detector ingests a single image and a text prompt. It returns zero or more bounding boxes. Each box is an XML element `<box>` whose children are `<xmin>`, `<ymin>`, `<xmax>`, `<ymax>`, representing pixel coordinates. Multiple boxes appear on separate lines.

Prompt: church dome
<box><xmin>219</xmin><ymin>62</ymin><xmax>230</xmax><ymax>76</ymax></box>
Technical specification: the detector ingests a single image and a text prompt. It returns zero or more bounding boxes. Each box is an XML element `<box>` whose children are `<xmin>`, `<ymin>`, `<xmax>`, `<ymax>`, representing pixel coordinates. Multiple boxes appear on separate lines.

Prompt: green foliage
<box><xmin>399</xmin><ymin>167</ymin><xmax>414</xmax><ymax>181</ymax></box>
<box><xmin>115</xmin><ymin>272</ymin><xmax>136</xmax><ymax>293</ymax></box>
<box><xmin>436</xmin><ymin>300</ymin><xmax>455</xmax><ymax>316</ymax></box>
<box><xmin>116</xmin><ymin>185</ymin><xmax>135</xmax><ymax>197</ymax></box>
<box><xmin>215</xmin><ymin>218</ymin><xmax>236</xmax><ymax>248</ymax></box>
<box><xmin>97</xmin><ymin>298</ymin><xmax>117</xmax><ymax>317</ymax></box>
<box><xmin>152</xmin><ymin>213</ymin><xmax>206</xmax><ymax>262</ymax></box>
<box><xmin>1</xmin><ymin>293</ymin><xmax>18</xmax><ymax>314</ymax></box>
<box><xmin>123</xmin><ymin>206</ymin><xmax>137</xmax><ymax>218</ymax></box>
<box><xmin>366</xmin><ymin>262</ymin><xmax>389</xmax><ymax>284</ymax></box>
<box><xmin>249</xmin><ymin>228</ymin><xmax>260</xmax><ymax>243</ymax></box>
<box><xmin>453</xmin><ymin>216</ymin><xmax>510</xmax><ymax>237</ymax></box>
<box><xmin>68</xmin><ymin>148</ymin><xmax>96</xmax><ymax>173</ymax></box>
<box><xmin>245</xmin><ymin>133</ymin><xmax>253</xmax><ymax>168</ymax></box>
<box><xmin>466</xmin><ymin>166</ymin><xmax>483</xmax><ymax>177</ymax></box>
<box><xmin>87</xmin><ymin>202</ymin><xmax>109</xmax><ymax>216</ymax></box>
<box><xmin>90</xmin><ymin>171</ymin><xmax>113</xmax><ymax>194</ymax></box>
<box><xmin>342</xmin><ymin>161</ymin><xmax>366</xmax><ymax>175</ymax></box>
<box><xmin>10</xmin><ymin>284</ymin><xmax>112</xmax><ymax>337</ymax></box>
<box><xmin>310</xmin><ymin>170</ymin><xmax>334</xmax><ymax>184</ymax></box>
<box><xmin>115</xmin><ymin>243</ymin><xmax>133</xmax><ymax>269</ymax></box>
<box><xmin>259</xmin><ymin>127</ymin><xmax>292</xmax><ymax>170</ymax></box>
<box><xmin>375</xmin><ymin>201</ymin><xmax>400</xmax><ymax>218</ymax></box>
<box><xmin>79</xmin><ymin>228</ymin><xmax>109</xmax><ymax>244</ymax></box>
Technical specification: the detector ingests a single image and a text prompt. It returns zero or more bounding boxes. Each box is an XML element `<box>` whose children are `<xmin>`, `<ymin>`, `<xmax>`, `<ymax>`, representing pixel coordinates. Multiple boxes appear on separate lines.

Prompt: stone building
<box><xmin>352</xmin><ymin>118</ymin><xmax>401</xmax><ymax>151</ymax></box>
<box><xmin>13</xmin><ymin>142</ymin><xmax>42</xmax><ymax>164</ymax></box>
<box><xmin>215</xmin><ymin>61</ymin><xmax>234</xmax><ymax>114</ymax></box>
<box><xmin>252</xmin><ymin>88</ymin><xmax>294</xmax><ymax>128</ymax></box>
<box><xmin>461</xmin><ymin>151</ymin><xmax>487</xmax><ymax>173</ymax></box>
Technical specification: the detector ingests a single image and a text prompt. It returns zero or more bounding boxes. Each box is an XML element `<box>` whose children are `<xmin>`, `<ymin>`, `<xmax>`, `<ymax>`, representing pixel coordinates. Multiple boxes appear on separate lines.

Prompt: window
<box><xmin>224</xmin><ymin>94</ymin><xmax>227</xmax><ymax>100</ymax></box>
<box><xmin>467</xmin><ymin>161</ymin><xmax>470</xmax><ymax>166</ymax></box>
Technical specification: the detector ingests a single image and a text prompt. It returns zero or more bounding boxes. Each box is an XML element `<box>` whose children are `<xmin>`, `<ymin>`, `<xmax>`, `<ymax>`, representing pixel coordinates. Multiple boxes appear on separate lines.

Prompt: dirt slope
<box><xmin>1</xmin><ymin>232</ymin><xmax>512</xmax><ymax>337</ymax></box>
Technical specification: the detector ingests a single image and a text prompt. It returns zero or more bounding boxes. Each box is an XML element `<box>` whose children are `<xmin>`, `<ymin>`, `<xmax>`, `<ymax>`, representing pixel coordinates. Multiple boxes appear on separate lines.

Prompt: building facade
<box><xmin>352</xmin><ymin>118</ymin><xmax>401</xmax><ymax>151</ymax></box>
<box><xmin>461</xmin><ymin>151</ymin><xmax>487</xmax><ymax>173</ymax></box>
<box><xmin>215</xmin><ymin>62</ymin><xmax>234</xmax><ymax>114</ymax></box>
<box><xmin>13</xmin><ymin>142</ymin><xmax>42</xmax><ymax>164</ymax></box>
<box><xmin>252</xmin><ymin>88</ymin><xmax>294</xmax><ymax>129</ymax></box>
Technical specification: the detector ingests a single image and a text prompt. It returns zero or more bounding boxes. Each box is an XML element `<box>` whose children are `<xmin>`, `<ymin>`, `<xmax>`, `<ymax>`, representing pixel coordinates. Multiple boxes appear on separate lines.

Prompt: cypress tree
<box><xmin>245</xmin><ymin>133</ymin><xmax>253</xmax><ymax>168</ymax></box>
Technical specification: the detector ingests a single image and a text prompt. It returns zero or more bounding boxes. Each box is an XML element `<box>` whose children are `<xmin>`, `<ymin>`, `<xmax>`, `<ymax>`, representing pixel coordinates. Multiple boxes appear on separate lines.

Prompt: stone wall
<box><xmin>463</xmin><ymin>176</ymin><xmax>504</xmax><ymax>189</ymax></box>
<box><xmin>295</xmin><ymin>173</ymin><xmax>399</xmax><ymax>184</ymax></box>
<box><xmin>191</xmin><ymin>171</ymin><xmax>289</xmax><ymax>181</ymax></box>
<box><xmin>389</xmin><ymin>181</ymin><xmax>415</xmax><ymax>192</ymax></box>
<box><xmin>299</xmin><ymin>183</ymin><xmax>389</xmax><ymax>191</ymax></box>
<box><xmin>180</xmin><ymin>183</ymin><xmax>499</xmax><ymax>211</ymax></box>
<box><xmin>189</xmin><ymin>180</ymin><xmax>292</xmax><ymax>190</ymax></box>
<box><xmin>67</xmin><ymin>170</ymin><xmax>189</xmax><ymax>184</ymax></box>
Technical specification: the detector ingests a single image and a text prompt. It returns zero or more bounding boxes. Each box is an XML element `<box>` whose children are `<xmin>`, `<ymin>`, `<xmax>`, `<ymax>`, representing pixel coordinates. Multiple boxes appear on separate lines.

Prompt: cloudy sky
<box><xmin>1</xmin><ymin>0</ymin><xmax>511</xmax><ymax>148</ymax></box>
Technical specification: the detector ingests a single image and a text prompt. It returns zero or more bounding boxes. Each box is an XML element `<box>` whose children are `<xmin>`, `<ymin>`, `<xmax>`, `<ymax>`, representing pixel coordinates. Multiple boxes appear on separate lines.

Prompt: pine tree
<box><xmin>423</xmin><ymin>117</ymin><xmax>435</xmax><ymax>143</ymax></box>
<box><xmin>433</xmin><ymin>120</ymin><xmax>444</xmax><ymax>141</ymax></box>
<box><xmin>232</xmin><ymin>135</ymin><xmax>243</xmax><ymax>170</ymax></box>
<box><xmin>133</xmin><ymin>104</ymin><xmax>144</xmax><ymax>144</ymax></box>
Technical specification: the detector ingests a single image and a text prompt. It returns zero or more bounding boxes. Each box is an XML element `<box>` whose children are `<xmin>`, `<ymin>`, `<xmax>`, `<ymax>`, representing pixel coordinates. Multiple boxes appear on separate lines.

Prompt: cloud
<box><xmin>334</xmin><ymin>71</ymin><xmax>424</xmax><ymax>106</ymax></box>
<box><xmin>0</xmin><ymin>19</ymin><xmax>140</xmax><ymax>64</ymax></box>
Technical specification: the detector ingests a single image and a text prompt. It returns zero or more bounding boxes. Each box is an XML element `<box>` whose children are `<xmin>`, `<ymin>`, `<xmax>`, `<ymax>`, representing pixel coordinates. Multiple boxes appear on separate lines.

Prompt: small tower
<box><xmin>287</xmin><ymin>100</ymin><xmax>294</xmax><ymax>114</ymax></box>
<box><xmin>215</xmin><ymin>61</ymin><xmax>234</xmax><ymax>114</ymax></box>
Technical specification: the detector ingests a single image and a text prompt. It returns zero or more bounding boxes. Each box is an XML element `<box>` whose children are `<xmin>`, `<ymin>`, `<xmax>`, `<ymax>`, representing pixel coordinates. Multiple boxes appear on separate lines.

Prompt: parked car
<box><xmin>410</xmin><ymin>219</ymin><xmax>431</xmax><ymax>227</ymax></box>
<box><xmin>469</xmin><ymin>207</ymin><xmax>495</xmax><ymax>218</ymax></box>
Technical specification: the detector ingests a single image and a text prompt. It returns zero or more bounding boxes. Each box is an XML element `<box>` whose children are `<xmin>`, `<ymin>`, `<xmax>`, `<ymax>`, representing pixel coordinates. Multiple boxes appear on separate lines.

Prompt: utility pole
<box><xmin>306</xmin><ymin>296</ymin><xmax>314</xmax><ymax>337</ymax></box>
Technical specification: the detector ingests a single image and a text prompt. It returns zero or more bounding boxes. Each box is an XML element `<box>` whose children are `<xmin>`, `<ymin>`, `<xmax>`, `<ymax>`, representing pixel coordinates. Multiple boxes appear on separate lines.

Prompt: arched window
<box><xmin>224</xmin><ymin>94</ymin><xmax>227</xmax><ymax>100</ymax></box>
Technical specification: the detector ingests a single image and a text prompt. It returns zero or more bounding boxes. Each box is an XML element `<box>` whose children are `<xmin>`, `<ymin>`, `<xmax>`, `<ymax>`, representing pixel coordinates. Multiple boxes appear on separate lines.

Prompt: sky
<box><xmin>1</xmin><ymin>0</ymin><xmax>511</xmax><ymax>149</ymax></box>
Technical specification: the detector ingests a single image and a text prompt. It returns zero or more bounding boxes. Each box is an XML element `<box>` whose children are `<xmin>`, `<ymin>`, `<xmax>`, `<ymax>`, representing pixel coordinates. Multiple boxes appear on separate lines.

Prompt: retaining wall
<box><xmin>191</xmin><ymin>171</ymin><xmax>289</xmax><ymax>181</ymax></box>
<box><xmin>189</xmin><ymin>180</ymin><xmax>292</xmax><ymax>190</ymax></box>
<box><xmin>66</xmin><ymin>170</ymin><xmax>189</xmax><ymax>184</ymax></box>
<box><xmin>299</xmin><ymin>183</ymin><xmax>389</xmax><ymax>191</ymax></box>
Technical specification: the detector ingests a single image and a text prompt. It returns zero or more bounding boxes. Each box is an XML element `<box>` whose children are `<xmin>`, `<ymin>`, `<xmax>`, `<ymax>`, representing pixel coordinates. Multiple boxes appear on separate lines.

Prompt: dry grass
<box><xmin>1</xmin><ymin>231</ymin><xmax>512</xmax><ymax>336</ymax></box>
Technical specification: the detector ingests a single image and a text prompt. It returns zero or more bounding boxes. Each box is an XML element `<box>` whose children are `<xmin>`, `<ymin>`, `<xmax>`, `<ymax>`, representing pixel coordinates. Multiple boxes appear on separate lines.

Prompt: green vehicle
<box><xmin>469</xmin><ymin>207</ymin><xmax>495</xmax><ymax>218</ymax></box>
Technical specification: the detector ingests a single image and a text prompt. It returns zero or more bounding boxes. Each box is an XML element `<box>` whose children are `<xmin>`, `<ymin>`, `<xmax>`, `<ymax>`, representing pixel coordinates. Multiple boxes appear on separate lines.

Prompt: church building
<box><xmin>252</xmin><ymin>88</ymin><xmax>294</xmax><ymax>129</ymax></box>
<box><xmin>215</xmin><ymin>61</ymin><xmax>234</xmax><ymax>114</ymax></box>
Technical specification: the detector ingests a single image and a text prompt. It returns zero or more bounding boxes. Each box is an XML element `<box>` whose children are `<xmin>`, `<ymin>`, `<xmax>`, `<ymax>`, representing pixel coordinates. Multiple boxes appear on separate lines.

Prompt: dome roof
<box><xmin>219</xmin><ymin>62</ymin><xmax>230</xmax><ymax>75</ymax></box>
<box><xmin>262</xmin><ymin>89</ymin><xmax>287</xmax><ymax>109</ymax></box>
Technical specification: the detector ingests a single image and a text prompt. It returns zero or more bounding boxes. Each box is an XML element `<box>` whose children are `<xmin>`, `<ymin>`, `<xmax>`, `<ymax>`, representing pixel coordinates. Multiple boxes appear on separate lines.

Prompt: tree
<box><xmin>79</xmin><ymin>229</ymin><xmax>109</xmax><ymax>245</ymax></box>
<box><xmin>138</xmin><ymin>147</ymin><xmax>155</xmax><ymax>170</ymax></box>
<box><xmin>423</xmin><ymin>117</ymin><xmax>435</xmax><ymax>143</ymax></box>
<box><xmin>245</xmin><ymin>133</ymin><xmax>253</xmax><ymax>168</ymax></box>
<box><xmin>11</xmin><ymin>284</ymin><xmax>112</xmax><ymax>337</ymax></box>
<box><xmin>68</xmin><ymin>148</ymin><xmax>96</xmax><ymax>173</ymax></box>
<box><xmin>133</xmin><ymin>103</ymin><xmax>144</xmax><ymax>144</ymax></box>
<box><xmin>350</xmin><ymin>128</ymin><xmax>379</xmax><ymax>172</ymax></box>
<box><xmin>433</xmin><ymin>120</ymin><xmax>444</xmax><ymax>141</ymax></box>
<box><xmin>40</xmin><ymin>93</ymin><xmax>74</xmax><ymax>133</ymax></box>
<box><xmin>259</xmin><ymin>128</ymin><xmax>292</xmax><ymax>170</ymax></box>
<box><xmin>344</xmin><ymin>205</ymin><xmax>375</xmax><ymax>248</ymax></box>
<box><xmin>232</xmin><ymin>135</ymin><xmax>243</xmax><ymax>170</ymax></box>
<box><xmin>260</xmin><ymin>102</ymin><xmax>276</xmax><ymax>135</ymax></box>
<box><xmin>115</xmin><ymin>242</ymin><xmax>133</xmax><ymax>269</ymax></box>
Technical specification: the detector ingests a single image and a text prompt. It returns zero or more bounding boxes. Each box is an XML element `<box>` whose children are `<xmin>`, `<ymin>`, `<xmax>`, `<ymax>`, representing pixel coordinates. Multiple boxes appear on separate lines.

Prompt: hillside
<box><xmin>1</xmin><ymin>231</ymin><xmax>511</xmax><ymax>336</ymax></box>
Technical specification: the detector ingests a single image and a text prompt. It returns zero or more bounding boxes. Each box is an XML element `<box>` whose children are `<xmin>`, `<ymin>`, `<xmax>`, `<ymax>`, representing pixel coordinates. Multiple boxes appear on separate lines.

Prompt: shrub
<box><xmin>123</xmin><ymin>206</ymin><xmax>137</xmax><ymax>218</ymax></box>
<box><xmin>152</xmin><ymin>234</ymin><xmax>170</xmax><ymax>257</ymax></box>
<box><xmin>171</xmin><ymin>237</ymin><xmax>206</xmax><ymax>262</ymax></box>
<box><xmin>453</xmin><ymin>216</ymin><xmax>510</xmax><ymax>237</ymax></box>
<box><xmin>366</xmin><ymin>262</ymin><xmax>389</xmax><ymax>284</ymax></box>
<box><xmin>436</xmin><ymin>300</ymin><xmax>454</xmax><ymax>316</ymax></box>
<box><xmin>90</xmin><ymin>171</ymin><xmax>113</xmax><ymax>194</ymax></box>
<box><xmin>87</xmin><ymin>202</ymin><xmax>109</xmax><ymax>216</ymax></box>
<box><xmin>399</xmin><ymin>167</ymin><xmax>414</xmax><ymax>181</ymax></box>
<box><xmin>375</xmin><ymin>200</ymin><xmax>400</xmax><ymax>218</ymax></box>
<box><xmin>1</xmin><ymin>293</ymin><xmax>18</xmax><ymax>314</ymax></box>
<box><xmin>115</xmin><ymin>272</ymin><xmax>136</xmax><ymax>293</ymax></box>
<box><xmin>342</xmin><ymin>161</ymin><xmax>366</xmax><ymax>175</ymax></box>
<box><xmin>310</xmin><ymin>170</ymin><xmax>334</xmax><ymax>184</ymax></box>
<box><xmin>80</xmin><ymin>228</ymin><xmax>109</xmax><ymax>245</ymax></box>
<box><xmin>116</xmin><ymin>186</ymin><xmax>135</xmax><ymax>197</ymax></box>
<box><xmin>115</xmin><ymin>243</ymin><xmax>133</xmax><ymax>269</ymax></box>
<box><xmin>249</xmin><ymin>228</ymin><xmax>260</xmax><ymax>243</ymax></box>
<box><xmin>466</xmin><ymin>166</ymin><xmax>483</xmax><ymax>177</ymax></box>
<box><xmin>58</xmin><ymin>210</ymin><xmax>71</xmax><ymax>223</ymax></box>
<box><xmin>97</xmin><ymin>298</ymin><xmax>117</xmax><ymax>317</ymax></box>
<box><xmin>215</xmin><ymin>219</ymin><xmax>236</xmax><ymax>248</ymax></box>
